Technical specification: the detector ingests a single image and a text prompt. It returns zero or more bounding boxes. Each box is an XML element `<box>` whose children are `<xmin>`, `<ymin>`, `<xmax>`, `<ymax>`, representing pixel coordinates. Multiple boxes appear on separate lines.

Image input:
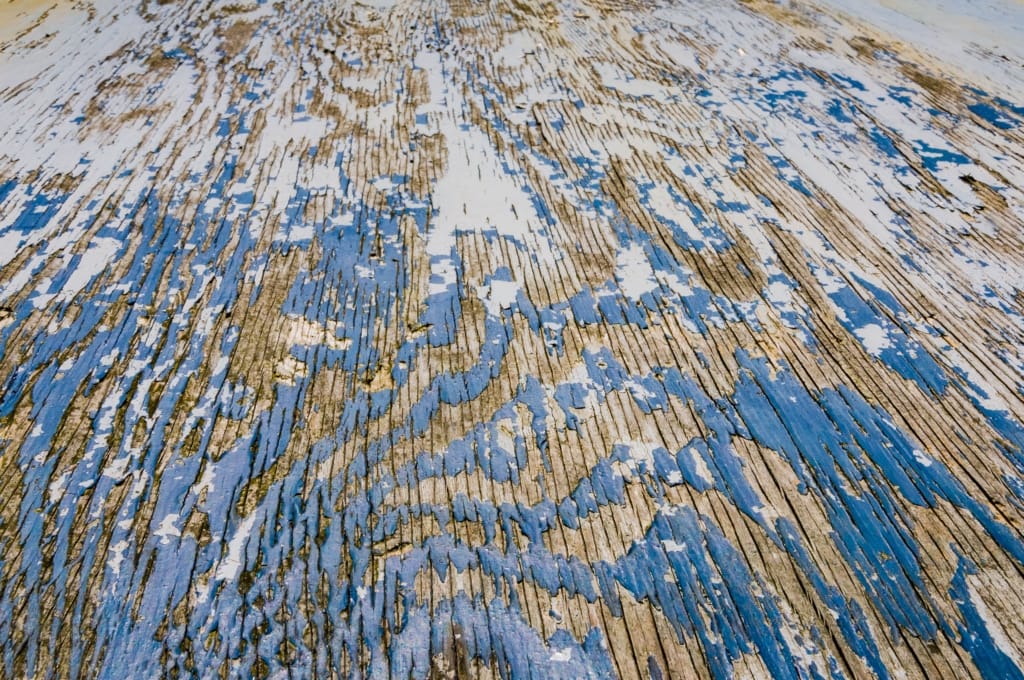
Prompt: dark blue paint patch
<box><xmin>968</xmin><ymin>101</ymin><xmax>1019</xmax><ymax>129</ymax></box>
<box><xmin>914</xmin><ymin>140</ymin><xmax>971</xmax><ymax>171</ymax></box>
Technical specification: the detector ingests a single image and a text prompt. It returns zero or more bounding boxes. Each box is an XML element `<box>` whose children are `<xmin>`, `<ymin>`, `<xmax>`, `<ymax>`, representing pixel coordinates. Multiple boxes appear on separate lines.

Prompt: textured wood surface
<box><xmin>2</xmin><ymin>0</ymin><xmax>1024</xmax><ymax>677</ymax></box>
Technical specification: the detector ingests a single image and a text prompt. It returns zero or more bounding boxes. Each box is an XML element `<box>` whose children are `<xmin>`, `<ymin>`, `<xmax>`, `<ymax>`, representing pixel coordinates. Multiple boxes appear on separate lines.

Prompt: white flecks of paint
<box><xmin>755</xmin><ymin>504</ymin><xmax>782</xmax><ymax>523</ymax></box>
<box><xmin>655</xmin><ymin>266</ymin><xmax>696</xmax><ymax>296</ymax></box>
<box><xmin>814</xmin><ymin>267</ymin><xmax>846</xmax><ymax>295</ymax></box>
<box><xmin>624</xmin><ymin>377</ymin><xmax>656</xmax><ymax>402</ymax></box>
<box><xmin>948</xmin><ymin>348</ymin><xmax>1011</xmax><ymax>413</ymax></box>
<box><xmin>662</xmin><ymin>539</ymin><xmax>687</xmax><ymax>553</ymax></box>
<box><xmin>549</xmin><ymin>648</ymin><xmax>572</xmax><ymax>663</ymax></box>
<box><xmin>967</xmin><ymin>576</ymin><xmax>1024</xmax><ymax>670</ymax></box>
<box><xmin>656</xmin><ymin>270</ymin><xmax>700</xmax><ymax>332</ymax></box>
<box><xmin>428</xmin><ymin>259</ymin><xmax>459</xmax><ymax>296</ymax></box>
<box><xmin>555</xmin><ymin>362</ymin><xmax>603</xmax><ymax>420</ymax></box>
<box><xmin>285</xmin><ymin>314</ymin><xmax>352</xmax><ymax>350</ymax></box>
<box><xmin>620</xmin><ymin>440</ymin><xmax>660</xmax><ymax>476</ymax></box>
<box><xmin>108</xmin><ymin>540</ymin><xmax>130</xmax><ymax>576</ymax></box>
<box><xmin>102</xmin><ymin>456</ymin><xmax>130</xmax><ymax>481</ymax></box>
<box><xmin>129</xmin><ymin>471</ymin><xmax>149</xmax><ymax>501</ymax></box>
<box><xmin>286</xmin><ymin>223</ymin><xmax>315</xmax><ymax>242</ymax></box>
<box><xmin>370</xmin><ymin>176</ymin><xmax>394</xmax><ymax>193</ymax></box>
<box><xmin>643</xmin><ymin>181</ymin><xmax>707</xmax><ymax>246</ymax></box>
<box><xmin>494</xmin><ymin>29</ymin><xmax>536</xmax><ymax>67</ymax></box>
<box><xmin>855</xmin><ymin>323</ymin><xmax>892</xmax><ymax>357</ymax></box>
<box><xmin>416</xmin><ymin>47</ymin><xmax>559</xmax><ymax>299</ymax></box>
<box><xmin>770</xmin><ymin>591</ymin><xmax>832</xmax><ymax>675</ymax></box>
<box><xmin>429</xmin><ymin>124</ymin><xmax>558</xmax><ymax>261</ymax></box>
<box><xmin>275</xmin><ymin>355</ymin><xmax>308</xmax><ymax>385</ymax></box>
<box><xmin>813</xmin><ymin>0</ymin><xmax>1024</xmax><ymax>97</ymax></box>
<box><xmin>195</xmin><ymin>462</ymin><xmax>216</xmax><ymax>498</ymax></box>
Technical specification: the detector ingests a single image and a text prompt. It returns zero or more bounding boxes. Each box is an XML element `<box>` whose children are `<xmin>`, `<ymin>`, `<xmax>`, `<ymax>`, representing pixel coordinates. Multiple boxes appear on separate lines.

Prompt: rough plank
<box><xmin>2</xmin><ymin>0</ymin><xmax>1024</xmax><ymax>677</ymax></box>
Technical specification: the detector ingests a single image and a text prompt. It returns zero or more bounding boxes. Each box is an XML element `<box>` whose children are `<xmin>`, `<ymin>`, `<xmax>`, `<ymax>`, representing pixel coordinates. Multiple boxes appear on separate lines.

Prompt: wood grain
<box><xmin>2</xmin><ymin>0</ymin><xmax>1024</xmax><ymax>677</ymax></box>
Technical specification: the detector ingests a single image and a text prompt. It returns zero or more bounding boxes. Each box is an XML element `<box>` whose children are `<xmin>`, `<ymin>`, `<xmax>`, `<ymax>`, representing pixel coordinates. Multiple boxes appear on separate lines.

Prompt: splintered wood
<box><xmin>2</xmin><ymin>0</ymin><xmax>1024</xmax><ymax>677</ymax></box>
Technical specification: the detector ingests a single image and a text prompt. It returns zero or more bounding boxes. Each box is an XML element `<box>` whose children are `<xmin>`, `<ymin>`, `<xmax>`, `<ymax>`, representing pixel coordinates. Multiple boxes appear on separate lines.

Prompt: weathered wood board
<box><xmin>2</xmin><ymin>0</ymin><xmax>1024</xmax><ymax>677</ymax></box>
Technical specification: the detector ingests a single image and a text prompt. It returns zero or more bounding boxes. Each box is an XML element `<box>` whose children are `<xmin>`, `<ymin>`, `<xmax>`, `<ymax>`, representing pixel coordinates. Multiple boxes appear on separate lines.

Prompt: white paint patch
<box><xmin>154</xmin><ymin>514</ymin><xmax>181</xmax><ymax>545</ymax></box>
<box><xmin>275</xmin><ymin>354</ymin><xmax>308</xmax><ymax>385</ymax></box>
<box><xmin>216</xmin><ymin>512</ymin><xmax>258</xmax><ymax>581</ymax></box>
<box><xmin>52</xmin><ymin>237</ymin><xmax>122</xmax><ymax>303</ymax></box>
<box><xmin>495</xmin><ymin>30</ymin><xmax>537</xmax><ymax>67</ymax></box>
<box><xmin>194</xmin><ymin>463</ymin><xmax>216</xmax><ymax>498</ymax></box>
<box><xmin>286</xmin><ymin>223</ymin><xmax>315</xmax><ymax>242</ymax></box>
<box><xmin>642</xmin><ymin>181</ymin><xmax>715</xmax><ymax>248</ymax></box>
<box><xmin>495</xmin><ymin>419</ymin><xmax>517</xmax><ymax>456</ymax></box>
<box><xmin>108</xmin><ymin>540</ymin><xmax>130</xmax><ymax>576</ymax></box>
<box><xmin>656</xmin><ymin>268</ymin><xmax>694</xmax><ymax>297</ymax></box>
<box><xmin>621</xmin><ymin>440</ymin><xmax>660</xmax><ymax>475</ymax></box>
<box><xmin>562</xmin><ymin>362</ymin><xmax>601</xmax><ymax>413</ymax></box>
<box><xmin>766</xmin><ymin>280</ymin><xmax>794</xmax><ymax>306</ymax></box>
<box><xmin>688</xmin><ymin>447</ymin><xmax>715</xmax><ymax>486</ymax></box>
<box><xmin>815</xmin><ymin>268</ymin><xmax>847</xmax><ymax>295</ymax></box>
<box><xmin>594</xmin><ymin>62</ymin><xmax>674</xmax><ymax>100</ymax></box>
<box><xmin>48</xmin><ymin>471</ymin><xmax>70</xmax><ymax>503</ymax></box>
<box><xmin>477</xmin><ymin>279</ymin><xmax>521</xmax><ymax>316</ymax></box>
<box><xmin>814</xmin><ymin>0</ymin><xmax>1024</xmax><ymax>97</ymax></box>
<box><xmin>285</xmin><ymin>314</ymin><xmax>352</xmax><ymax>350</ymax></box>
<box><xmin>855</xmin><ymin>323</ymin><xmax>892</xmax><ymax>356</ymax></box>
<box><xmin>616</xmin><ymin>242</ymin><xmax>658</xmax><ymax>300</ymax></box>
<box><xmin>415</xmin><ymin>49</ymin><xmax>560</xmax><ymax>299</ymax></box>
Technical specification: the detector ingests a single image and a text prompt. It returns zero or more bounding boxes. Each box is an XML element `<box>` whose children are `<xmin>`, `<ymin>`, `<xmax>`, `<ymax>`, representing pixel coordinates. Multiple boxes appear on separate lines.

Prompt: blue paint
<box><xmin>968</xmin><ymin>102</ymin><xmax>1019</xmax><ymax>130</ymax></box>
<box><xmin>827</xmin><ymin>99</ymin><xmax>854</xmax><ymax>123</ymax></box>
<box><xmin>949</xmin><ymin>556</ymin><xmax>1024</xmax><ymax>680</ymax></box>
<box><xmin>814</xmin><ymin>263</ymin><xmax>948</xmax><ymax>395</ymax></box>
<box><xmin>3</xmin><ymin>8</ymin><xmax>1024</xmax><ymax>680</ymax></box>
<box><xmin>867</xmin><ymin>128</ymin><xmax>901</xmax><ymax>159</ymax></box>
<box><xmin>914</xmin><ymin>140</ymin><xmax>971</xmax><ymax>171</ymax></box>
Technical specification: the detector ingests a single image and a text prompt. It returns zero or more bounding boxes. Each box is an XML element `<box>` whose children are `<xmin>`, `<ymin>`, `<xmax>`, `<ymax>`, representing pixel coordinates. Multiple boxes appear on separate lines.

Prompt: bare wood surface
<box><xmin>2</xmin><ymin>0</ymin><xmax>1024</xmax><ymax>677</ymax></box>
